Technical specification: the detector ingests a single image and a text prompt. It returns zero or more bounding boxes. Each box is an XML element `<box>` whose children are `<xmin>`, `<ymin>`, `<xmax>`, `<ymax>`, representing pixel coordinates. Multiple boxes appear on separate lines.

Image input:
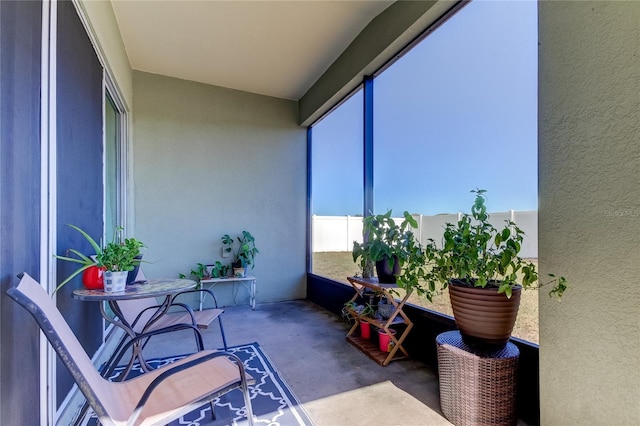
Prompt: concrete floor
<box><xmin>142</xmin><ymin>299</ymin><xmax>452</xmax><ymax>426</ymax></box>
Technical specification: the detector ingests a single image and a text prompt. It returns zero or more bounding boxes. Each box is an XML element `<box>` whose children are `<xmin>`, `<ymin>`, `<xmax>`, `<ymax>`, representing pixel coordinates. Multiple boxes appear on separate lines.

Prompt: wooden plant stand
<box><xmin>345</xmin><ymin>276</ymin><xmax>414</xmax><ymax>366</ymax></box>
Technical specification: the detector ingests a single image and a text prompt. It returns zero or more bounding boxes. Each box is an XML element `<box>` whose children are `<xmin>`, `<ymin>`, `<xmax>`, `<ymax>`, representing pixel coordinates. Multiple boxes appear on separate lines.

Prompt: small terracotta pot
<box><xmin>448</xmin><ymin>280</ymin><xmax>522</xmax><ymax>348</ymax></box>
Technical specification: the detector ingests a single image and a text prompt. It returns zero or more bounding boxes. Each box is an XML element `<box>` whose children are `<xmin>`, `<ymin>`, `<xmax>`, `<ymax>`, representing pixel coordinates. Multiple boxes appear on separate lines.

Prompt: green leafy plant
<box><xmin>421</xmin><ymin>189</ymin><xmax>567</xmax><ymax>300</ymax></box>
<box><xmin>54</xmin><ymin>224</ymin><xmax>145</xmax><ymax>292</ymax></box>
<box><xmin>394</xmin><ymin>222</ymin><xmax>429</xmax><ymax>297</ymax></box>
<box><xmin>180</xmin><ymin>262</ymin><xmax>210</xmax><ymax>281</ymax></box>
<box><xmin>351</xmin><ymin>239</ymin><xmax>374</xmax><ymax>278</ymax></box>
<box><xmin>341</xmin><ymin>300</ymin><xmax>377</xmax><ymax>321</ymax></box>
<box><xmin>180</xmin><ymin>261</ymin><xmax>231</xmax><ymax>281</ymax></box>
<box><xmin>360</xmin><ymin>302</ymin><xmax>377</xmax><ymax>318</ymax></box>
<box><xmin>221</xmin><ymin>234</ymin><xmax>234</xmax><ymax>259</ymax></box>
<box><xmin>341</xmin><ymin>300</ymin><xmax>358</xmax><ymax>322</ymax></box>
<box><xmin>208</xmin><ymin>261</ymin><xmax>230</xmax><ymax>278</ymax></box>
<box><xmin>99</xmin><ymin>234</ymin><xmax>145</xmax><ymax>273</ymax></box>
<box><xmin>221</xmin><ymin>231</ymin><xmax>259</xmax><ymax>270</ymax></box>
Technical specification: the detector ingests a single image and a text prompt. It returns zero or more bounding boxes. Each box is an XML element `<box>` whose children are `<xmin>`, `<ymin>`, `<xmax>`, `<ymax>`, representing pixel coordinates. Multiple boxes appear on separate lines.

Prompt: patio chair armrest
<box><xmin>172</xmin><ymin>288</ymin><xmax>220</xmax><ymax>308</ymax></box>
<box><xmin>129</xmin><ymin>351</ymin><xmax>249</xmax><ymax>426</ymax></box>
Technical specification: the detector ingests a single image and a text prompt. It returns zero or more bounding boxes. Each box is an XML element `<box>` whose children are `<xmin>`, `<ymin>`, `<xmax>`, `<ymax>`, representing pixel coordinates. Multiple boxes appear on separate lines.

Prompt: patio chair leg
<box><xmin>193</xmin><ymin>327</ymin><xmax>204</xmax><ymax>351</ymax></box>
<box><xmin>242</xmin><ymin>382</ymin><xmax>254</xmax><ymax>426</ymax></box>
<box><xmin>210</xmin><ymin>401</ymin><xmax>216</xmax><ymax>420</ymax></box>
<box><xmin>218</xmin><ymin>316</ymin><xmax>228</xmax><ymax>350</ymax></box>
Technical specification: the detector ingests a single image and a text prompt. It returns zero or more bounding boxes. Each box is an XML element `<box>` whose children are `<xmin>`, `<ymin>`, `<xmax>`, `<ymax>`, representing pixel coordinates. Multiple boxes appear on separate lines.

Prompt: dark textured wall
<box><xmin>0</xmin><ymin>1</ymin><xmax>43</xmax><ymax>424</ymax></box>
<box><xmin>55</xmin><ymin>0</ymin><xmax>104</xmax><ymax>404</ymax></box>
<box><xmin>1</xmin><ymin>0</ymin><xmax>106</xmax><ymax>417</ymax></box>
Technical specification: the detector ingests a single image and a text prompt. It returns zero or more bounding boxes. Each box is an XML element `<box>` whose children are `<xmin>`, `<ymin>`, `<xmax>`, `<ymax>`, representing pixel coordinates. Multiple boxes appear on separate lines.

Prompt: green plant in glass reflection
<box><xmin>352</xmin><ymin>210</ymin><xmax>429</xmax><ymax>293</ymax></box>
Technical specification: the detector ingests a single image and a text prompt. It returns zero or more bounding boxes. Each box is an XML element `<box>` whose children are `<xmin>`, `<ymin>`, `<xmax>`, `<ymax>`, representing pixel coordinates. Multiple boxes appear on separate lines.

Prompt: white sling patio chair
<box><xmin>8</xmin><ymin>273</ymin><xmax>254</xmax><ymax>426</ymax></box>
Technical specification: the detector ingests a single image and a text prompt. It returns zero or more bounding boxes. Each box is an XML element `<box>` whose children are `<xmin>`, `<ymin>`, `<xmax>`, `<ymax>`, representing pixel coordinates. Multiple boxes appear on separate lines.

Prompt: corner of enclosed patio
<box><xmin>2</xmin><ymin>1</ymin><xmax>638</xmax><ymax>425</ymax></box>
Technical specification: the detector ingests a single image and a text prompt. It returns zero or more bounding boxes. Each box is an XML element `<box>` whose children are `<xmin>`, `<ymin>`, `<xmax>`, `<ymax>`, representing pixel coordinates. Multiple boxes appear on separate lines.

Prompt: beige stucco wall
<box><xmin>538</xmin><ymin>1</ymin><xmax>640</xmax><ymax>424</ymax></box>
<box><xmin>132</xmin><ymin>71</ymin><xmax>307</xmax><ymax>304</ymax></box>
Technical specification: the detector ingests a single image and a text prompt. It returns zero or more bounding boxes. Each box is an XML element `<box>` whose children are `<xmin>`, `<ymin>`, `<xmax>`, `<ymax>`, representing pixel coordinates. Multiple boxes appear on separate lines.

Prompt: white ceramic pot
<box><xmin>103</xmin><ymin>271</ymin><xmax>128</xmax><ymax>292</ymax></box>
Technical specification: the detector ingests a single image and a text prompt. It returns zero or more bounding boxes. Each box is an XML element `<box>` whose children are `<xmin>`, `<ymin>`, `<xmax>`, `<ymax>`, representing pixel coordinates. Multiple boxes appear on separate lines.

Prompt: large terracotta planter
<box><xmin>448</xmin><ymin>280</ymin><xmax>522</xmax><ymax>348</ymax></box>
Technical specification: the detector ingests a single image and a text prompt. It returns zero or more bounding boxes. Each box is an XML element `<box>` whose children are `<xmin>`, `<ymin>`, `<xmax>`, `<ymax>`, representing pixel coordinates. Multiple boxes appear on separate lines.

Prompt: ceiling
<box><xmin>110</xmin><ymin>0</ymin><xmax>395</xmax><ymax>101</ymax></box>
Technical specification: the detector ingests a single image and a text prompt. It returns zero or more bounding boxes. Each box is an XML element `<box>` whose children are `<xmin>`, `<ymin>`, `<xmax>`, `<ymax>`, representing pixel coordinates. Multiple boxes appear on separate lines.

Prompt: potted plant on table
<box><xmin>221</xmin><ymin>231</ymin><xmax>259</xmax><ymax>277</ymax></box>
<box><xmin>207</xmin><ymin>261</ymin><xmax>230</xmax><ymax>279</ymax></box>
<box><xmin>55</xmin><ymin>224</ymin><xmax>146</xmax><ymax>293</ymax></box>
<box><xmin>180</xmin><ymin>261</ymin><xmax>230</xmax><ymax>283</ymax></box>
<box><xmin>421</xmin><ymin>189</ymin><xmax>567</xmax><ymax>348</ymax></box>
<box><xmin>180</xmin><ymin>263</ymin><xmax>211</xmax><ymax>282</ymax></box>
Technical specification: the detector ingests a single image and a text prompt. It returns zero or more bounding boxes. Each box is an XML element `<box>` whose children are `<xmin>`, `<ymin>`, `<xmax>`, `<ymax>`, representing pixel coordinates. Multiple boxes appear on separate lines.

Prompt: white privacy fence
<box><xmin>312</xmin><ymin>211</ymin><xmax>538</xmax><ymax>258</ymax></box>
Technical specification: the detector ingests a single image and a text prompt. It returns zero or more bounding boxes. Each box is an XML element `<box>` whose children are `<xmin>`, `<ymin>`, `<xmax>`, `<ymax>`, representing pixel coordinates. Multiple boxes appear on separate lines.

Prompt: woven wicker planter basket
<box><xmin>437</xmin><ymin>331</ymin><xmax>520</xmax><ymax>426</ymax></box>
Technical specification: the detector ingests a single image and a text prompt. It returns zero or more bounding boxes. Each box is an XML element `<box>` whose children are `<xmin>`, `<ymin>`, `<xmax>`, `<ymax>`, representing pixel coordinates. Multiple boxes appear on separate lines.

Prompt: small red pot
<box><xmin>378</xmin><ymin>328</ymin><xmax>397</xmax><ymax>352</ymax></box>
<box><xmin>360</xmin><ymin>321</ymin><xmax>371</xmax><ymax>339</ymax></box>
<box><xmin>82</xmin><ymin>266</ymin><xmax>104</xmax><ymax>290</ymax></box>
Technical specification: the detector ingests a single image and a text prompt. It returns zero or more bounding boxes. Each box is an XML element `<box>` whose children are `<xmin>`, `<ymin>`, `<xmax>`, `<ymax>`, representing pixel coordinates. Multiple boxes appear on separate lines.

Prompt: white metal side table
<box><xmin>199</xmin><ymin>275</ymin><xmax>257</xmax><ymax>310</ymax></box>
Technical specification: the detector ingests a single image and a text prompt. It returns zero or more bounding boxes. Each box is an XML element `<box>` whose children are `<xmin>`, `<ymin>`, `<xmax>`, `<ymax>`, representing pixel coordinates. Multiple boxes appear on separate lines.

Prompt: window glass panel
<box><xmin>310</xmin><ymin>89</ymin><xmax>363</xmax><ymax>282</ymax></box>
<box><xmin>105</xmin><ymin>93</ymin><xmax>120</xmax><ymax>240</ymax></box>
<box><xmin>373</xmin><ymin>0</ymin><xmax>539</xmax><ymax>342</ymax></box>
<box><xmin>103</xmin><ymin>91</ymin><xmax>123</xmax><ymax>331</ymax></box>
